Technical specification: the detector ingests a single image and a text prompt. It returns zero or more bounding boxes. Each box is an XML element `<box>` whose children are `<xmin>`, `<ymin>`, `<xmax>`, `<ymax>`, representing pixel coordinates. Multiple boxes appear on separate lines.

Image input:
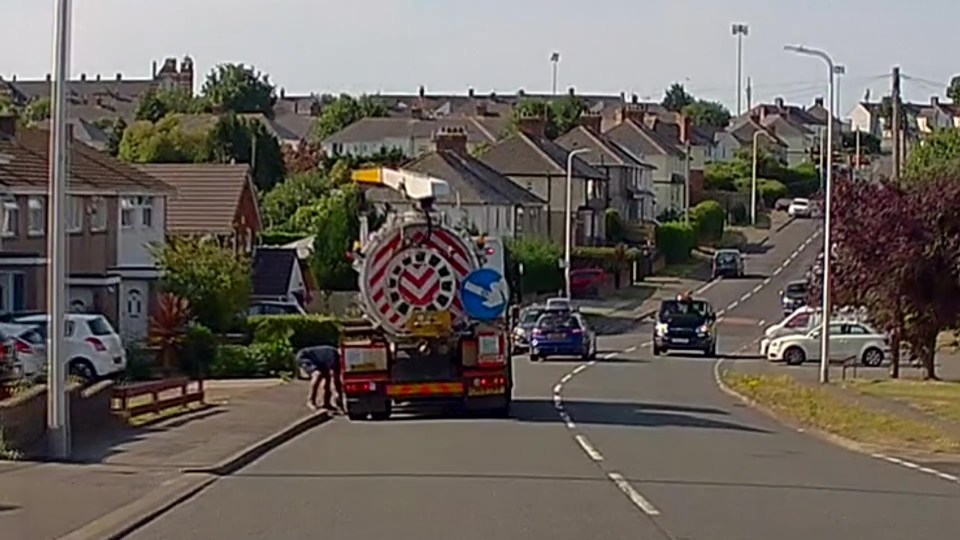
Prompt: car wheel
<box><xmin>68</xmin><ymin>358</ymin><xmax>97</xmax><ymax>383</ymax></box>
<box><xmin>652</xmin><ymin>345</ymin><xmax>662</xmax><ymax>356</ymax></box>
<box><xmin>861</xmin><ymin>347</ymin><xmax>884</xmax><ymax>367</ymax></box>
<box><xmin>784</xmin><ymin>347</ymin><xmax>806</xmax><ymax>366</ymax></box>
<box><xmin>704</xmin><ymin>344</ymin><xmax>717</xmax><ymax>357</ymax></box>
<box><xmin>530</xmin><ymin>353</ymin><xmax>541</xmax><ymax>362</ymax></box>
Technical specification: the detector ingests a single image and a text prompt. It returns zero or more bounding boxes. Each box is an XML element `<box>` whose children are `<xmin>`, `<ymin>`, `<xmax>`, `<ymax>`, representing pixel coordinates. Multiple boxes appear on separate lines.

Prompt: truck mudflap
<box><xmin>342</xmin><ymin>370</ymin><xmax>511</xmax><ymax>420</ymax></box>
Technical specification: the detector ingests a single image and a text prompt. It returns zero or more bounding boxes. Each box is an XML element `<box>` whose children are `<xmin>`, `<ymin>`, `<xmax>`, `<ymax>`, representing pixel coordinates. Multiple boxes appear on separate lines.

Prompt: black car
<box><xmin>780</xmin><ymin>280</ymin><xmax>809</xmax><ymax>315</ymax></box>
<box><xmin>653</xmin><ymin>296</ymin><xmax>717</xmax><ymax>356</ymax></box>
<box><xmin>712</xmin><ymin>250</ymin><xmax>745</xmax><ymax>279</ymax></box>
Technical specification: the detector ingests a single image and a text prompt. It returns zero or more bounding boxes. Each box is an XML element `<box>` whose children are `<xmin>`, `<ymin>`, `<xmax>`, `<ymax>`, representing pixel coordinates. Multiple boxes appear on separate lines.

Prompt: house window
<box><xmin>28</xmin><ymin>196</ymin><xmax>44</xmax><ymax>236</ymax></box>
<box><xmin>89</xmin><ymin>197</ymin><xmax>107</xmax><ymax>231</ymax></box>
<box><xmin>0</xmin><ymin>272</ymin><xmax>26</xmax><ymax>312</ymax></box>
<box><xmin>140</xmin><ymin>196</ymin><xmax>154</xmax><ymax>227</ymax></box>
<box><xmin>2</xmin><ymin>198</ymin><xmax>19</xmax><ymax>237</ymax></box>
<box><xmin>126</xmin><ymin>289</ymin><xmax>143</xmax><ymax>319</ymax></box>
<box><xmin>67</xmin><ymin>196</ymin><xmax>83</xmax><ymax>232</ymax></box>
<box><xmin>121</xmin><ymin>197</ymin><xmax>136</xmax><ymax>228</ymax></box>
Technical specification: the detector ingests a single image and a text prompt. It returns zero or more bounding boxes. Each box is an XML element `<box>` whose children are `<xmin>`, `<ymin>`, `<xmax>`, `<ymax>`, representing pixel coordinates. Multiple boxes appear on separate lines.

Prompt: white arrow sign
<box><xmin>464</xmin><ymin>278</ymin><xmax>507</xmax><ymax>309</ymax></box>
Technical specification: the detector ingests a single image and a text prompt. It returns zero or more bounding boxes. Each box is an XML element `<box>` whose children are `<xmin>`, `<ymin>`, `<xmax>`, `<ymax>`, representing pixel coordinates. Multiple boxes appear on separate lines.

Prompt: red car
<box><xmin>570</xmin><ymin>269</ymin><xmax>609</xmax><ymax>298</ymax></box>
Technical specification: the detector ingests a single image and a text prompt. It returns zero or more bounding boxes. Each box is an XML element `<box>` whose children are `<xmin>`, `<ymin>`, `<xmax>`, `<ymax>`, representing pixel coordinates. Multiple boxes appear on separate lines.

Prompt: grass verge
<box><xmin>847</xmin><ymin>380</ymin><xmax>960</xmax><ymax>425</ymax></box>
<box><xmin>723</xmin><ymin>372</ymin><xmax>960</xmax><ymax>455</ymax></box>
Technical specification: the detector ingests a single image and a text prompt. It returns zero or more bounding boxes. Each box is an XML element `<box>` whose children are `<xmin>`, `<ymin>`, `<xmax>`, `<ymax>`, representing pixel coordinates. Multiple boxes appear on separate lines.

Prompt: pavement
<box><xmin>116</xmin><ymin>215</ymin><xmax>959</xmax><ymax>540</ymax></box>
<box><xmin>0</xmin><ymin>379</ymin><xmax>327</xmax><ymax>540</ymax></box>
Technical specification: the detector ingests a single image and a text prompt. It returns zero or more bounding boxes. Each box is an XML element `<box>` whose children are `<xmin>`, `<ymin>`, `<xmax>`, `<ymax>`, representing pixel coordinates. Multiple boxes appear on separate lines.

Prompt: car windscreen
<box><xmin>716</xmin><ymin>252</ymin><xmax>738</xmax><ymax>265</ymax></box>
<box><xmin>785</xmin><ymin>283</ymin><xmax>808</xmax><ymax>297</ymax></box>
<box><xmin>536</xmin><ymin>314</ymin><xmax>580</xmax><ymax>331</ymax></box>
<box><xmin>659</xmin><ymin>300</ymin><xmax>709</xmax><ymax>321</ymax></box>
<box><xmin>87</xmin><ymin>317</ymin><xmax>115</xmax><ymax>336</ymax></box>
<box><xmin>521</xmin><ymin>309</ymin><xmax>543</xmax><ymax>324</ymax></box>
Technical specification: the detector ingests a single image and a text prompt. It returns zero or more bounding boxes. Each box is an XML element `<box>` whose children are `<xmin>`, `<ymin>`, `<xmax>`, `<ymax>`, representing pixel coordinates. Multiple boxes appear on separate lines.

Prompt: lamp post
<box><xmin>751</xmin><ymin>130</ymin><xmax>763</xmax><ymax>225</ymax></box>
<box><xmin>732</xmin><ymin>24</ymin><xmax>750</xmax><ymax>115</ymax></box>
<box><xmin>833</xmin><ymin>65</ymin><xmax>846</xmax><ymax>122</ymax></box>
<box><xmin>550</xmin><ymin>52</ymin><xmax>560</xmax><ymax>96</ymax></box>
<box><xmin>785</xmin><ymin>44</ymin><xmax>837</xmax><ymax>385</ymax></box>
<box><xmin>47</xmin><ymin>0</ymin><xmax>73</xmax><ymax>459</ymax></box>
<box><xmin>564</xmin><ymin>148</ymin><xmax>590</xmax><ymax>299</ymax></box>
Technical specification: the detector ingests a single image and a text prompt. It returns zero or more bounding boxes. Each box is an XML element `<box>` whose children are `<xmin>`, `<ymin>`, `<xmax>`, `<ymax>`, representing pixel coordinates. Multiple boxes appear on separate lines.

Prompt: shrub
<box><xmin>505</xmin><ymin>236</ymin><xmax>563</xmax><ymax>295</ymax></box>
<box><xmin>247</xmin><ymin>339</ymin><xmax>296</xmax><ymax>376</ymax></box>
<box><xmin>604</xmin><ymin>209</ymin><xmax>625</xmax><ymax>244</ymax></box>
<box><xmin>729</xmin><ymin>202</ymin><xmax>749</xmax><ymax>225</ymax></box>
<box><xmin>209</xmin><ymin>345</ymin><xmax>265</xmax><ymax>379</ymax></box>
<box><xmin>179</xmin><ymin>324</ymin><xmax>218</xmax><ymax>377</ymax></box>
<box><xmin>655</xmin><ymin>221</ymin><xmax>697</xmax><ymax>263</ymax></box>
<box><xmin>260</xmin><ymin>230</ymin><xmax>310</xmax><ymax>246</ymax></box>
<box><xmin>733</xmin><ymin>178</ymin><xmax>789</xmax><ymax>208</ymax></box>
<box><xmin>690</xmin><ymin>200</ymin><xmax>725</xmax><ymax>242</ymax></box>
<box><xmin>247</xmin><ymin>315</ymin><xmax>340</xmax><ymax>351</ymax></box>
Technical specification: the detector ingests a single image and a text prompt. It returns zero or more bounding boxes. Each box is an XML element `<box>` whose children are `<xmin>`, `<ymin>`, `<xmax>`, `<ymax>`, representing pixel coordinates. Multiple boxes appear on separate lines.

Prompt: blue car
<box><xmin>530</xmin><ymin>312</ymin><xmax>596</xmax><ymax>361</ymax></box>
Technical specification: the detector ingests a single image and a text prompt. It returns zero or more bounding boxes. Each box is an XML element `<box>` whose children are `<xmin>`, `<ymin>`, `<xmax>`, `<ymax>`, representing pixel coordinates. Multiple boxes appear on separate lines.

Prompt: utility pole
<box><xmin>684</xmin><ymin>142</ymin><xmax>692</xmax><ymax>225</ymax></box>
<box><xmin>745</xmin><ymin>77</ymin><xmax>753</xmax><ymax>111</ymax></box>
<box><xmin>550</xmin><ymin>52</ymin><xmax>560</xmax><ymax>96</ymax></box>
<box><xmin>892</xmin><ymin>66</ymin><xmax>901</xmax><ymax>183</ymax></box>
<box><xmin>47</xmin><ymin>0</ymin><xmax>72</xmax><ymax>459</ymax></box>
<box><xmin>732</xmin><ymin>24</ymin><xmax>750</xmax><ymax>116</ymax></box>
<box><xmin>855</xmin><ymin>127</ymin><xmax>861</xmax><ymax>178</ymax></box>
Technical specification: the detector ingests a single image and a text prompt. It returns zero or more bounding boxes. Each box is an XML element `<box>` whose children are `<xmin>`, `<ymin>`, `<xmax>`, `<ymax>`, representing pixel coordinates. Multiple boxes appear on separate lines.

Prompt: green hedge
<box><xmin>655</xmin><ymin>221</ymin><xmax>697</xmax><ymax>263</ymax></box>
<box><xmin>690</xmin><ymin>200</ymin><xmax>725</xmax><ymax>242</ymax></box>
<box><xmin>733</xmin><ymin>178</ymin><xmax>789</xmax><ymax>208</ymax></box>
<box><xmin>260</xmin><ymin>230</ymin><xmax>309</xmax><ymax>246</ymax></box>
<box><xmin>505</xmin><ymin>236</ymin><xmax>563</xmax><ymax>295</ymax></box>
<box><xmin>247</xmin><ymin>315</ymin><xmax>340</xmax><ymax>350</ymax></box>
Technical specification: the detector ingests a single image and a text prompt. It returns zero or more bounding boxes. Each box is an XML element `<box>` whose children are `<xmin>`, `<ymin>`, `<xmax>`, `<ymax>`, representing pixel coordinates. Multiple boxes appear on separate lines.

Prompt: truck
<box><xmin>338</xmin><ymin>167</ymin><xmax>513</xmax><ymax>420</ymax></box>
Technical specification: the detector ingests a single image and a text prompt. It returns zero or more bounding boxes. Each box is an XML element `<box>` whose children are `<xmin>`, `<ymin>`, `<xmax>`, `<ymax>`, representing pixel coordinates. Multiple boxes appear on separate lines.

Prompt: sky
<box><xmin>0</xmin><ymin>0</ymin><xmax>956</xmax><ymax>116</ymax></box>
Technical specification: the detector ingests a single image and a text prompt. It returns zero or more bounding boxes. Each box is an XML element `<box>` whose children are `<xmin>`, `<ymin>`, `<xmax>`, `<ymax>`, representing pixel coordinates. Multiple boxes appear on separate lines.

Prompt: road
<box><xmin>129</xmin><ymin>219</ymin><xmax>960</xmax><ymax>540</ymax></box>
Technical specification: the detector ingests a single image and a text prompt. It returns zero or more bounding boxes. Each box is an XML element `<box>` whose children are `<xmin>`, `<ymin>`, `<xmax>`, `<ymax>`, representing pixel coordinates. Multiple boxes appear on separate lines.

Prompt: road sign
<box><xmin>461</xmin><ymin>268</ymin><xmax>508</xmax><ymax>321</ymax></box>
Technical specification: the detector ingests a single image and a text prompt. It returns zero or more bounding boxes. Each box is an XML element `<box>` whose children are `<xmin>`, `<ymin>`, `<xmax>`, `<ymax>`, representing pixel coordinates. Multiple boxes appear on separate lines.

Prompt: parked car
<box><xmin>759</xmin><ymin>306</ymin><xmax>868</xmax><ymax>356</ymax></box>
<box><xmin>712</xmin><ymin>249</ymin><xmax>745</xmax><ymax>279</ymax></box>
<box><xmin>544</xmin><ymin>297</ymin><xmax>575</xmax><ymax>313</ymax></box>
<box><xmin>779</xmin><ymin>280</ymin><xmax>809</xmax><ymax>315</ymax></box>
<box><xmin>774</xmin><ymin>198</ymin><xmax>793</xmax><ymax>212</ymax></box>
<box><xmin>529</xmin><ymin>311</ymin><xmax>596</xmax><ymax>361</ymax></box>
<box><xmin>511</xmin><ymin>304</ymin><xmax>544</xmax><ymax>353</ymax></box>
<box><xmin>653</xmin><ymin>294</ymin><xmax>718</xmax><ymax>356</ymax></box>
<box><xmin>569</xmin><ymin>268</ymin><xmax>609</xmax><ymax>298</ymax></box>
<box><xmin>0</xmin><ymin>322</ymin><xmax>46</xmax><ymax>378</ymax></box>
<box><xmin>787</xmin><ymin>198</ymin><xmax>812</xmax><ymax>218</ymax></box>
<box><xmin>12</xmin><ymin>314</ymin><xmax>126</xmax><ymax>381</ymax></box>
<box><xmin>766</xmin><ymin>321</ymin><xmax>889</xmax><ymax>367</ymax></box>
<box><xmin>248</xmin><ymin>300</ymin><xmax>307</xmax><ymax>316</ymax></box>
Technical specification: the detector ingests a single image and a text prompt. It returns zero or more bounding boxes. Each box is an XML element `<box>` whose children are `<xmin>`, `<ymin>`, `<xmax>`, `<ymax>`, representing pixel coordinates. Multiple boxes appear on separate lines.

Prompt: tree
<box><xmin>509</xmin><ymin>96</ymin><xmax>585</xmax><ymax>139</ymax></box>
<box><xmin>948</xmin><ymin>75</ymin><xmax>960</xmax><ymax>104</ymax></box>
<box><xmin>297</xmin><ymin>186</ymin><xmax>365</xmax><ymax>291</ymax></box>
<box><xmin>905</xmin><ymin>127</ymin><xmax>960</xmax><ymax>178</ymax></box>
<box><xmin>135</xmin><ymin>88</ymin><xmax>206</xmax><ymax>123</ymax></box>
<box><xmin>261</xmin><ymin>169</ymin><xmax>332</xmax><ymax>229</ymax></box>
<box><xmin>152</xmin><ymin>236</ymin><xmax>252</xmax><ymax>333</ymax></box>
<box><xmin>312</xmin><ymin>94</ymin><xmax>389</xmax><ymax>140</ymax></box>
<box><xmin>682</xmin><ymin>100</ymin><xmax>731</xmax><ymax>129</ymax></box>
<box><xmin>93</xmin><ymin>117</ymin><xmax>128</xmax><ymax>157</ymax></box>
<box><xmin>23</xmin><ymin>97</ymin><xmax>51</xmax><ymax>123</ymax></box>
<box><xmin>201</xmin><ymin>63</ymin><xmax>277</xmax><ymax>117</ymax></box>
<box><xmin>117</xmin><ymin>116</ymin><xmax>210</xmax><ymax>163</ymax></box>
<box><xmin>282</xmin><ymin>139</ymin><xmax>324</xmax><ymax>173</ymax></box>
<box><xmin>206</xmin><ymin>113</ymin><xmax>285</xmax><ymax>191</ymax></box>
<box><xmin>661</xmin><ymin>83</ymin><xmax>695</xmax><ymax>113</ymax></box>
<box><xmin>840</xmin><ymin>130</ymin><xmax>882</xmax><ymax>155</ymax></box>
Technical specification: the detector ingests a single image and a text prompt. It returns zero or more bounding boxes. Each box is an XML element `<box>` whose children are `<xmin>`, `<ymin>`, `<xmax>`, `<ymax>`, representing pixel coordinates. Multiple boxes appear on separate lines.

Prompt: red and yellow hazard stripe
<box><xmin>386</xmin><ymin>382</ymin><xmax>464</xmax><ymax>397</ymax></box>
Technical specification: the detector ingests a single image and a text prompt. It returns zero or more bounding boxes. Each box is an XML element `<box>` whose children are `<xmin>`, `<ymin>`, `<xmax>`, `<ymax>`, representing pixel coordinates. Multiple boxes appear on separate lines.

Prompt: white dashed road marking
<box><xmin>575</xmin><ymin>435</ymin><xmax>604</xmax><ymax>461</ymax></box>
<box><xmin>608</xmin><ymin>473</ymin><xmax>661</xmax><ymax>515</ymax></box>
<box><xmin>872</xmin><ymin>454</ymin><xmax>960</xmax><ymax>485</ymax></box>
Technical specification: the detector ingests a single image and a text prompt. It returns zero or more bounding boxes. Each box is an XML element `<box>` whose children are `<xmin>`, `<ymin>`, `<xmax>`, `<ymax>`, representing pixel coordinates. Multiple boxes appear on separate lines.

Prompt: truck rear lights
<box><xmin>345</xmin><ymin>381</ymin><xmax>378</xmax><ymax>393</ymax></box>
<box><xmin>471</xmin><ymin>376</ymin><xmax>506</xmax><ymax>388</ymax></box>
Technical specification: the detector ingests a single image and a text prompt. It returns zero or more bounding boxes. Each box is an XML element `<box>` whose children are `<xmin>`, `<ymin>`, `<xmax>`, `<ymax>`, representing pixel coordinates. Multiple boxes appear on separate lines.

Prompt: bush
<box><xmin>690</xmin><ymin>200</ymin><xmax>725</xmax><ymax>242</ymax></box>
<box><xmin>209</xmin><ymin>345</ymin><xmax>266</xmax><ymax>379</ymax></box>
<box><xmin>247</xmin><ymin>315</ymin><xmax>340</xmax><ymax>351</ymax></box>
<box><xmin>505</xmin><ymin>236</ymin><xmax>563</xmax><ymax>295</ymax></box>
<box><xmin>655</xmin><ymin>221</ymin><xmax>697</xmax><ymax>263</ymax></box>
<box><xmin>733</xmin><ymin>178</ymin><xmax>789</xmax><ymax>209</ymax></box>
<box><xmin>729</xmin><ymin>202</ymin><xmax>749</xmax><ymax>225</ymax></box>
<box><xmin>260</xmin><ymin>230</ymin><xmax>310</xmax><ymax>246</ymax></box>
<box><xmin>179</xmin><ymin>324</ymin><xmax>218</xmax><ymax>377</ymax></box>
<box><xmin>604</xmin><ymin>209</ymin><xmax>625</xmax><ymax>244</ymax></box>
<box><xmin>247</xmin><ymin>339</ymin><xmax>296</xmax><ymax>376</ymax></box>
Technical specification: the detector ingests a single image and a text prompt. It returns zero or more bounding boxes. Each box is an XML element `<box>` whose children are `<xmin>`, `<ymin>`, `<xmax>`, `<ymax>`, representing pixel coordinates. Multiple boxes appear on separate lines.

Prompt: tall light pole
<box><xmin>732</xmin><ymin>24</ymin><xmax>749</xmax><ymax>115</ymax></box>
<box><xmin>785</xmin><ymin>44</ymin><xmax>836</xmax><ymax>385</ymax></box>
<box><xmin>833</xmin><ymin>65</ymin><xmax>846</xmax><ymax>121</ymax></box>
<box><xmin>550</xmin><ymin>52</ymin><xmax>560</xmax><ymax>96</ymax></box>
<box><xmin>751</xmin><ymin>130</ymin><xmax>763</xmax><ymax>225</ymax></box>
<box><xmin>47</xmin><ymin>0</ymin><xmax>73</xmax><ymax>458</ymax></box>
<box><xmin>564</xmin><ymin>148</ymin><xmax>590</xmax><ymax>298</ymax></box>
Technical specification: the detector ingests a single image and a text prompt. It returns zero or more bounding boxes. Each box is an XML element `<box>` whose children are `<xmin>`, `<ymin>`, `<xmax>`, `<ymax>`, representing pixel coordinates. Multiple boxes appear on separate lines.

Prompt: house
<box><xmin>251</xmin><ymin>247</ymin><xmax>314</xmax><ymax>307</ymax></box>
<box><xmin>850</xmin><ymin>96</ymin><xmax>960</xmax><ymax>149</ymax></box>
<box><xmin>0</xmin><ymin>56</ymin><xmax>195</xmax><ymax>125</ymax></box>
<box><xmin>321</xmin><ymin>116</ymin><xmax>509</xmax><ymax>158</ymax></box>
<box><xmin>734</xmin><ymin>98</ymin><xmax>824</xmax><ymax>166</ymax></box>
<box><xmin>555</xmin><ymin>113</ymin><xmax>657</xmax><ymax>223</ymax></box>
<box><xmin>603</xmin><ymin>106</ymin><xmax>690</xmax><ymax>219</ymax></box>
<box><xmin>365</xmin><ymin>127</ymin><xmax>546</xmax><ymax>239</ymax></box>
<box><xmin>478</xmin><ymin>115</ymin><xmax>608</xmax><ymax>244</ymax></box>
<box><xmin>133</xmin><ymin>164</ymin><xmax>262</xmax><ymax>254</ymax></box>
<box><xmin>0</xmin><ymin>116</ymin><xmax>175</xmax><ymax>341</ymax></box>
<box><xmin>715</xmin><ymin>117</ymin><xmax>789</xmax><ymax>163</ymax></box>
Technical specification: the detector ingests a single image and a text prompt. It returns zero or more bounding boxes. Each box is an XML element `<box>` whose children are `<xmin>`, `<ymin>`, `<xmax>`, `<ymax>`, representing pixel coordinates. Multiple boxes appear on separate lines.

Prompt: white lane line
<box><xmin>758</xmin><ymin>319</ymin><xmax>766</xmax><ymax>327</ymax></box>
<box><xmin>575</xmin><ymin>434</ymin><xmax>604</xmax><ymax>461</ymax></box>
<box><xmin>553</xmin><ymin>394</ymin><xmax>562</xmax><ymax>407</ymax></box>
<box><xmin>602</xmin><ymin>352</ymin><xmax>618</xmax><ymax>360</ymax></box>
<box><xmin>773</xmin><ymin>267</ymin><xmax>782</xmax><ymax>276</ymax></box>
<box><xmin>560</xmin><ymin>374</ymin><xmax>572</xmax><ymax>384</ymax></box>
<box><xmin>752</xmin><ymin>284</ymin><xmax>763</xmax><ymax>294</ymax></box>
<box><xmin>608</xmin><ymin>472</ymin><xmax>661</xmax><ymax>515</ymax></box>
<box><xmin>936</xmin><ymin>471</ymin><xmax>960</xmax><ymax>482</ymax></box>
<box><xmin>739</xmin><ymin>293</ymin><xmax>751</xmax><ymax>303</ymax></box>
<box><xmin>872</xmin><ymin>453</ymin><xmax>960</xmax><ymax>484</ymax></box>
<box><xmin>553</xmin><ymin>384</ymin><xmax>563</xmax><ymax>394</ymax></box>
<box><xmin>763</xmin><ymin>277</ymin><xmax>772</xmax><ymax>285</ymax></box>
<box><xmin>625</xmin><ymin>346</ymin><xmax>638</xmax><ymax>353</ymax></box>
<box><xmin>695</xmin><ymin>277</ymin><xmax>720</xmax><ymax>294</ymax></box>
<box><xmin>572</xmin><ymin>364</ymin><xmax>587</xmax><ymax>375</ymax></box>
<box><xmin>728</xmin><ymin>301</ymin><xmax>739</xmax><ymax>310</ymax></box>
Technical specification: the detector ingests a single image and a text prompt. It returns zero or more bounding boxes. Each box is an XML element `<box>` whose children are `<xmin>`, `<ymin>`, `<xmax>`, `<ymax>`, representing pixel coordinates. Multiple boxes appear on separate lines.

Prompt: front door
<box><xmin>120</xmin><ymin>281</ymin><xmax>149</xmax><ymax>342</ymax></box>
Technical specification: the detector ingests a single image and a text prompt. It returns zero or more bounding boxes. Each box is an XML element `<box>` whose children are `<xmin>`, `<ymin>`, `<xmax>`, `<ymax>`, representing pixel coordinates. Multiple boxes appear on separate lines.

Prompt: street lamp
<box><xmin>751</xmin><ymin>130</ymin><xmax>763</xmax><ymax>226</ymax></box>
<box><xmin>550</xmin><ymin>52</ymin><xmax>560</xmax><ymax>96</ymax></box>
<box><xmin>833</xmin><ymin>65</ymin><xmax>846</xmax><ymax>123</ymax></box>
<box><xmin>732</xmin><ymin>24</ymin><xmax>750</xmax><ymax>115</ymax></box>
<box><xmin>47</xmin><ymin>0</ymin><xmax>73</xmax><ymax>458</ymax></box>
<box><xmin>564</xmin><ymin>148</ymin><xmax>590</xmax><ymax>299</ymax></box>
<box><xmin>785</xmin><ymin>44</ymin><xmax>837</xmax><ymax>385</ymax></box>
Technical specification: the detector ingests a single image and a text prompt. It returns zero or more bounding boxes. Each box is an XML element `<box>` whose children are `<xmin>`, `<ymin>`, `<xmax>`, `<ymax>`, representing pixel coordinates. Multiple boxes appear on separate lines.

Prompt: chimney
<box><xmin>418</xmin><ymin>85</ymin><xmax>425</xmax><ymax>98</ymax></box>
<box><xmin>434</xmin><ymin>126</ymin><xmax>468</xmax><ymax>155</ymax></box>
<box><xmin>814</xmin><ymin>97</ymin><xmax>824</xmax><ymax>107</ymax></box>
<box><xmin>578</xmin><ymin>112</ymin><xmax>602</xmax><ymax>133</ymax></box>
<box><xmin>116</xmin><ymin>73</ymin><xmax>122</xmax><ymax>81</ymax></box>
<box><xmin>679</xmin><ymin>114</ymin><xmax>691</xmax><ymax>144</ymax></box>
<box><xmin>46</xmin><ymin>73</ymin><xmax>51</xmax><ymax>81</ymax></box>
<box><xmin>95</xmin><ymin>73</ymin><xmax>101</xmax><ymax>81</ymax></box>
<box><xmin>616</xmin><ymin>105</ymin><xmax>646</xmax><ymax>125</ymax></box>
<box><xmin>774</xmin><ymin>97</ymin><xmax>785</xmax><ymax>110</ymax></box>
<box><xmin>619</xmin><ymin>91</ymin><xmax>626</xmax><ymax>102</ymax></box>
<box><xmin>11</xmin><ymin>75</ymin><xmax>16</xmax><ymax>82</ymax></box>
<box><xmin>631</xmin><ymin>93</ymin><xmax>638</xmax><ymax>104</ymax></box>
<box><xmin>931</xmin><ymin>96</ymin><xmax>940</xmax><ymax>107</ymax></box>
<box><xmin>643</xmin><ymin>113</ymin><xmax>658</xmax><ymax>130</ymax></box>
<box><xmin>568</xmin><ymin>86</ymin><xmax>575</xmax><ymax>96</ymax></box>
<box><xmin>80</xmin><ymin>73</ymin><xmax>86</xmax><ymax>81</ymax></box>
<box><xmin>152</xmin><ymin>61</ymin><xmax>158</xmax><ymax>78</ymax></box>
<box><xmin>280</xmin><ymin>87</ymin><xmax>286</xmax><ymax>99</ymax></box>
<box><xmin>468</xmin><ymin>87</ymin><xmax>475</xmax><ymax>98</ymax></box>
<box><xmin>518</xmin><ymin>88</ymin><xmax>525</xmax><ymax>97</ymax></box>
<box><xmin>517</xmin><ymin>112</ymin><xmax>546</xmax><ymax>138</ymax></box>
<box><xmin>0</xmin><ymin>115</ymin><xmax>17</xmax><ymax>138</ymax></box>
<box><xmin>475</xmin><ymin>101</ymin><xmax>488</xmax><ymax>116</ymax></box>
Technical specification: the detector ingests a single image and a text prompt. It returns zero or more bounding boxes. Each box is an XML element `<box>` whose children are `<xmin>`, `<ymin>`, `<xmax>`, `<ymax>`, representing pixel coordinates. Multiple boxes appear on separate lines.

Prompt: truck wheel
<box><xmin>371</xmin><ymin>403</ymin><xmax>392</xmax><ymax>421</ymax></box>
<box><xmin>652</xmin><ymin>345</ymin><xmax>662</xmax><ymax>356</ymax></box>
<box><xmin>347</xmin><ymin>412</ymin><xmax>367</xmax><ymax>421</ymax></box>
<box><xmin>491</xmin><ymin>399</ymin><xmax>512</xmax><ymax>418</ymax></box>
<box><xmin>530</xmin><ymin>353</ymin><xmax>541</xmax><ymax>362</ymax></box>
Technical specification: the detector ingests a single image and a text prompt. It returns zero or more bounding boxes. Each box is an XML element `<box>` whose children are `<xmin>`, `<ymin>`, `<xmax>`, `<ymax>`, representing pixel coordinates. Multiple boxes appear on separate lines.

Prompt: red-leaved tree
<box><xmin>282</xmin><ymin>139</ymin><xmax>324</xmax><ymax>174</ymax></box>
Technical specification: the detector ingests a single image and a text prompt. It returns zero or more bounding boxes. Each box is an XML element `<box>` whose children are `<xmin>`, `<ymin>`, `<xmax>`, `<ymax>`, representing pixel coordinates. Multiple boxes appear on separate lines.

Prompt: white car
<box><xmin>787</xmin><ymin>198</ymin><xmax>812</xmax><ymax>218</ymax></box>
<box><xmin>13</xmin><ymin>314</ymin><xmax>126</xmax><ymax>381</ymax></box>
<box><xmin>0</xmin><ymin>322</ymin><xmax>47</xmax><ymax>378</ymax></box>
<box><xmin>767</xmin><ymin>321</ymin><xmax>889</xmax><ymax>367</ymax></box>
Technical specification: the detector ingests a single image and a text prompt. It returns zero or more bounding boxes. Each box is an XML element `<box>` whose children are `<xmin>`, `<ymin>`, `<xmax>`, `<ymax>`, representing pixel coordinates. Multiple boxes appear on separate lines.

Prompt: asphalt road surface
<box><xmin>129</xmin><ymin>219</ymin><xmax>960</xmax><ymax>540</ymax></box>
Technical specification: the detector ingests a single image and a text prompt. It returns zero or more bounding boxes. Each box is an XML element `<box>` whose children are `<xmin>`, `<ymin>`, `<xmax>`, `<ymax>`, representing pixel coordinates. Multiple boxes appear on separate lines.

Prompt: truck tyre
<box><xmin>652</xmin><ymin>345</ymin><xmax>662</xmax><ymax>356</ymax></box>
<box><xmin>530</xmin><ymin>353</ymin><xmax>541</xmax><ymax>362</ymax></box>
<box><xmin>347</xmin><ymin>412</ymin><xmax>367</xmax><ymax>421</ymax></box>
<box><xmin>371</xmin><ymin>403</ymin><xmax>393</xmax><ymax>421</ymax></box>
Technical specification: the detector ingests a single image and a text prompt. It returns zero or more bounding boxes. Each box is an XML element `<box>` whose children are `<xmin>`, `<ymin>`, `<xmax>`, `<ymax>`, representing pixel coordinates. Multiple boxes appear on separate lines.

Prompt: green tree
<box><xmin>282</xmin><ymin>139</ymin><xmax>324</xmax><ymax>173</ymax></box>
<box><xmin>261</xmin><ymin>169</ymin><xmax>332</xmax><ymax>229</ymax></box>
<box><xmin>93</xmin><ymin>117</ymin><xmax>128</xmax><ymax>157</ymax></box>
<box><xmin>206</xmin><ymin>113</ymin><xmax>285</xmax><ymax>191</ymax></box>
<box><xmin>0</xmin><ymin>95</ymin><xmax>19</xmax><ymax>117</ymax></box>
<box><xmin>153</xmin><ymin>236</ymin><xmax>252</xmax><ymax>333</ymax></box>
<box><xmin>509</xmin><ymin>96</ymin><xmax>585</xmax><ymax>138</ymax></box>
<box><xmin>682</xmin><ymin>100</ymin><xmax>731</xmax><ymax>129</ymax></box>
<box><xmin>201</xmin><ymin>63</ymin><xmax>277</xmax><ymax>117</ymax></box>
<box><xmin>312</xmin><ymin>94</ymin><xmax>389</xmax><ymax>140</ymax></box>
<box><xmin>298</xmin><ymin>186</ymin><xmax>364</xmax><ymax>290</ymax></box>
<box><xmin>948</xmin><ymin>75</ymin><xmax>960</xmax><ymax>103</ymax></box>
<box><xmin>117</xmin><ymin>116</ymin><xmax>210</xmax><ymax>163</ymax></box>
<box><xmin>661</xmin><ymin>83</ymin><xmax>695</xmax><ymax>113</ymax></box>
<box><xmin>136</xmin><ymin>88</ymin><xmax>205</xmax><ymax>122</ymax></box>
<box><xmin>23</xmin><ymin>97</ymin><xmax>51</xmax><ymax>123</ymax></box>
<box><xmin>906</xmin><ymin>128</ymin><xmax>960</xmax><ymax>178</ymax></box>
